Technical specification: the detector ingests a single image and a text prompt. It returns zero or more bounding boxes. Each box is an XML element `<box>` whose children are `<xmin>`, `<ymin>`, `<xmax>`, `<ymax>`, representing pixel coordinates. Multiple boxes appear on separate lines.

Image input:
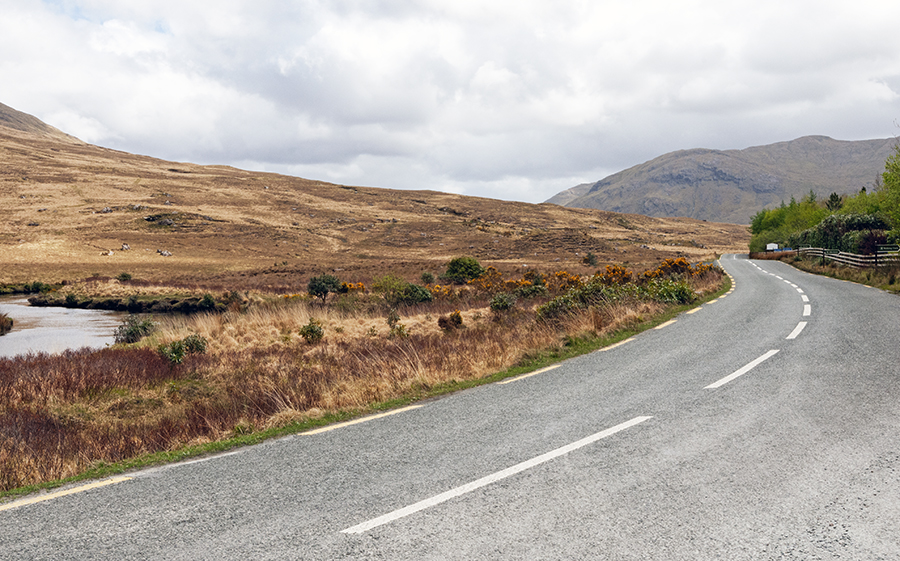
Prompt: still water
<box><xmin>0</xmin><ymin>295</ymin><xmax>126</xmax><ymax>359</ymax></box>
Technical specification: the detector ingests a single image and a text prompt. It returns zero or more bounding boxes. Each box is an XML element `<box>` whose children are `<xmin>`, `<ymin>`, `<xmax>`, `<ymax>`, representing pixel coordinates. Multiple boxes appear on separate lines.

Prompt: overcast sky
<box><xmin>3</xmin><ymin>1</ymin><xmax>900</xmax><ymax>203</ymax></box>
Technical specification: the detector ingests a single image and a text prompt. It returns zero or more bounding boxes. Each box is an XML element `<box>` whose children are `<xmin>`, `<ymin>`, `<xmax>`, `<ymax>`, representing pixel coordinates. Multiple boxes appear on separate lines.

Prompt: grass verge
<box><xmin>780</xmin><ymin>255</ymin><xmax>900</xmax><ymax>294</ymax></box>
<box><xmin>0</xmin><ymin>274</ymin><xmax>730</xmax><ymax>502</ymax></box>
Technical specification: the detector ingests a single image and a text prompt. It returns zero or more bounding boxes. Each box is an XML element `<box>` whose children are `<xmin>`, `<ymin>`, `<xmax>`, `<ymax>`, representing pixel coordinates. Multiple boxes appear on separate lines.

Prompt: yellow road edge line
<box><xmin>497</xmin><ymin>364</ymin><xmax>562</xmax><ymax>385</ymax></box>
<box><xmin>0</xmin><ymin>476</ymin><xmax>132</xmax><ymax>513</ymax></box>
<box><xmin>686</xmin><ymin>307</ymin><xmax>702</xmax><ymax>314</ymax></box>
<box><xmin>303</xmin><ymin>405</ymin><xmax>425</xmax><ymax>435</ymax></box>
<box><xmin>601</xmin><ymin>337</ymin><xmax>635</xmax><ymax>351</ymax></box>
<box><xmin>654</xmin><ymin>319</ymin><xmax>677</xmax><ymax>330</ymax></box>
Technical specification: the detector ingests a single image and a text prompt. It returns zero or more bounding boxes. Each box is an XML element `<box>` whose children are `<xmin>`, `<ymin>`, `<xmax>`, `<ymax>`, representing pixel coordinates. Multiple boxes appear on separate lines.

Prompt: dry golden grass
<box><xmin>1</xmin><ymin>118</ymin><xmax>749</xmax><ymax>291</ymax></box>
<box><xmin>0</xmin><ymin>264</ymin><xmax>726</xmax><ymax>492</ymax></box>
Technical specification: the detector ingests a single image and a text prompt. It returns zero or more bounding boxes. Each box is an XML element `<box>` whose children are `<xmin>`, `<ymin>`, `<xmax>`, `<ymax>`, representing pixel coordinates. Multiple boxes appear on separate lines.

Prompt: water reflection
<box><xmin>0</xmin><ymin>296</ymin><xmax>126</xmax><ymax>359</ymax></box>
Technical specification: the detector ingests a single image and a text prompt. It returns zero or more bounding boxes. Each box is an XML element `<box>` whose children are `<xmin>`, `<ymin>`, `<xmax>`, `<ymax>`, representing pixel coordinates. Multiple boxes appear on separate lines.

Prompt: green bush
<box><xmin>182</xmin><ymin>333</ymin><xmax>208</xmax><ymax>354</ymax></box>
<box><xmin>444</xmin><ymin>256</ymin><xmax>485</xmax><ymax>284</ymax></box>
<box><xmin>299</xmin><ymin>318</ymin><xmax>325</xmax><ymax>344</ymax></box>
<box><xmin>114</xmin><ymin>314</ymin><xmax>156</xmax><ymax>344</ymax></box>
<box><xmin>116</xmin><ymin>272</ymin><xmax>132</xmax><ymax>282</ymax></box>
<box><xmin>421</xmin><ymin>272</ymin><xmax>435</xmax><ymax>285</ymax></box>
<box><xmin>158</xmin><ymin>334</ymin><xmax>208</xmax><ymax>365</ymax></box>
<box><xmin>308</xmin><ymin>274</ymin><xmax>341</xmax><ymax>302</ymax></box>
<box><xmin>646</xmin><ymin>279</ymin><xmax>695</xmax><ymax>304</ymax></box>
<box><xmin>515</xmin><ymin>284</ymin><xmax>549</xmax><ymax>299</ymax></box>
<box><xmin>489</xmin><ymin>292</ymin><xmax>517</xmax><ymax>313</ymax></box>
<box><xmin>199</xmin><ymin>293</ymin><xmax>216</xmax><ymax>310</ymax></box>
<box><xmin>373</xmin><ymin>275</ymin><xmax>433</xmax><ymax>306</ymax></box>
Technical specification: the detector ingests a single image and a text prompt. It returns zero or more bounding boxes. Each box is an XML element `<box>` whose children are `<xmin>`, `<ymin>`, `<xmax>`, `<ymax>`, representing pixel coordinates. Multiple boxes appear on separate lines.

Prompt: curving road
<box><xmin>2</xmin><ymin>255</ymin><xmax>899</xmax><ymax>559</ymax></box>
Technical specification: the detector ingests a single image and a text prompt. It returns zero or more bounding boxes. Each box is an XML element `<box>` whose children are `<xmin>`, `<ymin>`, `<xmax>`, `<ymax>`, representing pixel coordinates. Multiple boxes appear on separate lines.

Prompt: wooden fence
<box><xmin>797</xmin><ymin>247</ymin><xmax>900</xmax><ymax>269</ymax></box>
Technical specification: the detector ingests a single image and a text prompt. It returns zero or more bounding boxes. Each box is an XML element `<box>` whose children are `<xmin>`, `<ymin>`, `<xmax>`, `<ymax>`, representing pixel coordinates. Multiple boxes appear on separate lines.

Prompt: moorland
<box><xmin>0</xmin><ymin>102</ymin><xmax>749</xmax><ymax>494</ymax></box>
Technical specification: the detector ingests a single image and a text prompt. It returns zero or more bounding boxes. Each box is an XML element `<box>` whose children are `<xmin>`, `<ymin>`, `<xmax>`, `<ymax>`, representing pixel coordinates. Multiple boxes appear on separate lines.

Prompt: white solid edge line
<box><xmin>497</xmin><ymin>364</ymin><xmax>561</xmax><ymax>385</ymax></box>
<box><xmin>600</xmin><ymin>338</ymin><xmax>634</xmax><ymax>351</ymax></box>
<box><xmin>786</xmin><ymin>322</ymin><xmax>807</xmax><ymax>340</ymax></box>
<box><xmin>341</xmin><ymin>416</ymin><xmax>654</xmax><ymax>534</ymax></box>
<box><xmin>304</xmin><ymin>405</ymin><xmax>424</xmax><ymax>435</ymax></box>
<box><xmin>0</xmin><ymin>477</ymin><xmax>132</xmax><ymax>513</ymax></box>
<box><xmin>705</xmin><ymin>350</ymin><xmax>780</xmax><ymax>389</ymax></box>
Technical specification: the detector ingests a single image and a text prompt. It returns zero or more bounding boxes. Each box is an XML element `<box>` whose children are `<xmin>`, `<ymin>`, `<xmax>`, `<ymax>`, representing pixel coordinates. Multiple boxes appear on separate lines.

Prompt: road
<box><xmin>2</xmin><ymin>255</ymin><xmax>899</xmax><ymax>559</ymax></box>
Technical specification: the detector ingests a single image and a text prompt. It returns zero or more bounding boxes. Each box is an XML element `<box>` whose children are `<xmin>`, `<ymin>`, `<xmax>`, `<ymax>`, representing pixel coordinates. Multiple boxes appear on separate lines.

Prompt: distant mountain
<box><xmin>548</xmin><ymin>136</ymin><xmax>898</xmax><ymax>224</ymax></box>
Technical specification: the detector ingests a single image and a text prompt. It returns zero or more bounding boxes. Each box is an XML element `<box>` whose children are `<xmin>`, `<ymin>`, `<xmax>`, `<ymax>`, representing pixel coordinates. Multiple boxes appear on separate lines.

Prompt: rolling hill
<box><xmin>548</xmin><ymin>136</ymin><xmax>897</xmax><ymax>224</ymax></box>
<box><xmin>0</xmin><ymin>103</ymin><xmax>748</xmax><ymax>291</ymax></box>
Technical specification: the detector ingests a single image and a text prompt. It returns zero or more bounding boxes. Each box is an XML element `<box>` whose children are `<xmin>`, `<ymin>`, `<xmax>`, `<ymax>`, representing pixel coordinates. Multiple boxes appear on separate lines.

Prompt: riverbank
<box><xmin>1</xmin><ymin>259</ymin><xmax>726</xmax><ymax>496</ymax></box>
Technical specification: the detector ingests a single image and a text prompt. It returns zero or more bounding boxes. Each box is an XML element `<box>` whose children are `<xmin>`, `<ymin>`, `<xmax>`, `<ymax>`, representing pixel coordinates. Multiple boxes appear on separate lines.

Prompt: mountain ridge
<box><xmin>548</xmin><ymin>136</ymin><xmax>898</xmax><ymax>224</ymax></box>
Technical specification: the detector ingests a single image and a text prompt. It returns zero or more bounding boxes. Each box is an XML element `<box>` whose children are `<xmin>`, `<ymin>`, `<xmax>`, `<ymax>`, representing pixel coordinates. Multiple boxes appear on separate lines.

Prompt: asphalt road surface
<box><xmin>2</xmin><ymin>255</ymin><xmax>899</xmax><ymax>560</ymax></box>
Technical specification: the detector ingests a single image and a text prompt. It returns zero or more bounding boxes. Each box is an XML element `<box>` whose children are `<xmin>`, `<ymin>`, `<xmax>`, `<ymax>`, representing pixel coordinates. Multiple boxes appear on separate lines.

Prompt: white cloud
<box><xmin>1</xmin><ymin>0</ymin><xmax>899</xmax><ymax>203</ymax></box>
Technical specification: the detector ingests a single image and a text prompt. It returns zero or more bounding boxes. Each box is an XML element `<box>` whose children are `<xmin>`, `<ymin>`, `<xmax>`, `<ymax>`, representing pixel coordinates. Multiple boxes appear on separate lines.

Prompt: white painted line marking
<box><xmin>600</xmin><ymin>338</ymin><xmax>634</xmax><ymax>351</ymax></box>
<box><xmin>790</xmin><ymin>283</ymin><xmax>798</xmax><ymax>288</ymax></box>
<box><xmin>776</xmin><ymin>276</ymin><xmax>783</xmax><ymax>280</ymax></box>
<box><xmin>787</xmin><ymin>322</ymin><xmax>807</xmax><ymax>340</ymax></box>
<box><xmin>801</xmin><ymin>295</ymin><xmax>809</xmax><ymax>302</ymax></box>
<box><xmin>0</xmin><ymin>477</ymin><xmax>132</xmax><ymax>513</ymax></box>
<box><xmin>654</xmin><ymin>320</ymin><xmax>676</xmax><ymax>330</ymax></box>
<box><xmin>803</xmin><ymin>304</ymin><xmax>811</xmax><ymax>316</ymax></box>
<box><xmin>796</xmin><ymin>288</ymin><xmax>804</xmax><ymax>294</ymax></box>
<box><xmin>304</xmin><ymin>405</ymin><xmax>424</xmax><ymax>435</ymax></box>
<box><xmin>498</xmin><ymin>364</ymin><xmax>561</xmax><ymax>385</ymax></box>
<box><xmin>341</xmin><ymin>416</ymin><xmax>654</xmax><ymax>534</ymax></box>
<box><xmin>705</xmin><ymin>350</ymin><xmax>780</xmax><ymax>389</ymax></box>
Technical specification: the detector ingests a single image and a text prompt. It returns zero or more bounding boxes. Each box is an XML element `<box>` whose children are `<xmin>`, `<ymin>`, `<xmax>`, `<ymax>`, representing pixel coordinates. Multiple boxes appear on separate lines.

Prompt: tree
<box><xmin>826</xmin><ymin>192</ymin><xmax>843</xmax><ymax>211</ymax></box>
<box><xmin>308</xmin><ymin>274</ymin><xmax>341</xmax><ymax>302</ymax></box>
<box><xmin>444</xmin><ymin>256</ymin><xmax>485</xmax><ymax>284</ymax></box>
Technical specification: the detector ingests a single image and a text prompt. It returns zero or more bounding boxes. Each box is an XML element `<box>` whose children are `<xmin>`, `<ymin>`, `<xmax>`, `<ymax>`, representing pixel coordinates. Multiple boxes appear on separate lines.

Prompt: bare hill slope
<box><xmin>0</xmin><ymin>103</ymin><xmax>748</xmax><ymax>291</ymax></box>
<box><xmin>549</xmin><ymin>136</ymin><xmax>897</xmax><ymax>224</ymax></box>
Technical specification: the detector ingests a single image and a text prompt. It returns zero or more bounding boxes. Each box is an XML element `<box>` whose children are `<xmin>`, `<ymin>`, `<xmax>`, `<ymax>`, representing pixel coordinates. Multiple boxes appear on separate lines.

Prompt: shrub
<box><xmin>582</xmin><ymin>252</ymin><xmax>598</xmax><ymax>266</ymax></box>
<box><xmin>489</xmin><ymin>292</ymin><xmax>517</xmax><ymax>313</ymax></box>
<box><xmin>535</xmin><ymin>294</ymin><xmax>578</xmax><ymax>322</ymax></box>
<box><xmin>373</xmin><ymin>275</ymin><xmax>433</xmax><ymax>306</ymax></box>
<box><xmin>421</xmin><ymin>272</ymin><xmax>435</xmax><ymax>285</ymax></box>
<box><xmin>199</xmin><ymin>293</ymin><xmax>216</xmax><ymax>310</ymax></box>
<box><xmin>646</xmin><ymin>278</ymin><xmax>695</xmax><ymax>304</ymax></box>
<box><xmin>308</xmin><ymin>274</ymin><xmax>341</xmax><ymax>302</ymax></box>
<box><xmin>114</xmin><ymin>314</ymin><xmax>156</xmax><ymax>344</ymax></box>
<box><xmin>515</xmin><ymin>283</ymin><xmax>549</xmax><ymax>299</ymax></box>
<box><xmin>181</xmin><ymin>333</ymin><xmax>208</xmax><ymax>354</ymax></box>
<box><xmin>116</xmin><ymin>272</ymin><xmax>132</xmax><ymax>282</ymax></box>
<box><xmin>0</xmin><ymin>312</ymin><xmax>12</xmax><ymax>336</ymax></box>
<box><xmin>438</xmin><ymin>310</ymin><xmax>464</xmax><ymax>331</ymax></box>
<box><xmin>299</xmin><ymin>318</ymin><xmax>325</xmax><ymax>344</ymax></box>
<box><xmin>444</xmin><ymin>256</ymin><xmax>485</xmax><ymax>284</ymax></box>
<box><xmin>158</xmin><ymin>334</ymin><xmax>208</xmax><ymax>365</ymax></box>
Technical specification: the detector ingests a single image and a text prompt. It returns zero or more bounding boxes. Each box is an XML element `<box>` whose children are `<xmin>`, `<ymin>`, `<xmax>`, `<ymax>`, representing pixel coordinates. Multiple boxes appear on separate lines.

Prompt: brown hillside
<box><xmin>0</xmin><ymin>104</ymin><xmax>749</xmax><ymax>291</ymax></box>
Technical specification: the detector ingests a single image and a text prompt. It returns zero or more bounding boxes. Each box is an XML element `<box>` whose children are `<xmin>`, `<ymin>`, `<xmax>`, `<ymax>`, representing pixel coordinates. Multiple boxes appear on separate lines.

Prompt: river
<box><xmin>0</xmin><ymin>295</ymin><xmax>126</xmax><ymax>359</ymax></box>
